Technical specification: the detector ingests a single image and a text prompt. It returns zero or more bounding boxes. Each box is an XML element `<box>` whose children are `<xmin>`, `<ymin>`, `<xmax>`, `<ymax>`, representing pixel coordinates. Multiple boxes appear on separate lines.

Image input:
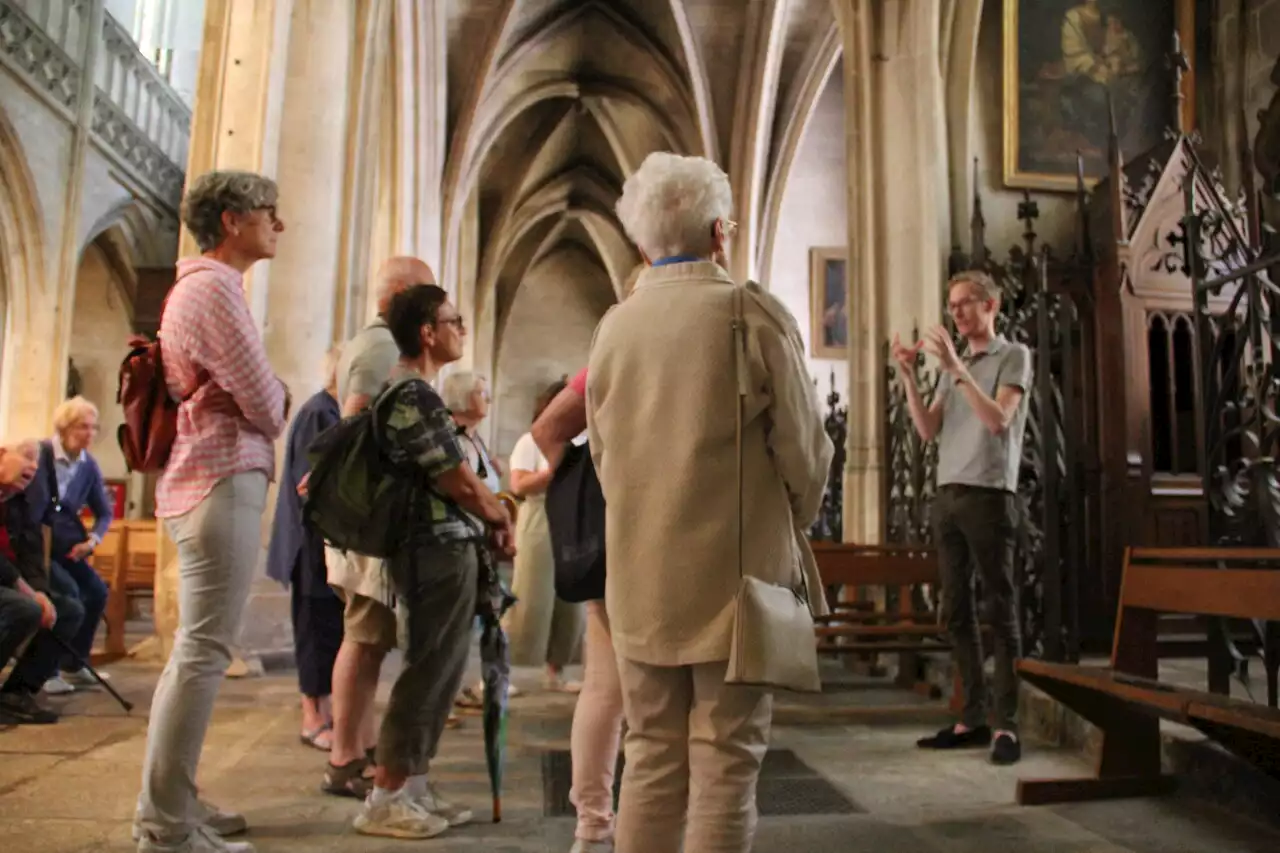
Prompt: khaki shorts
<box><xmin>337</xmin><ymin>589</ymin><xmax>397</xmax><ymax>650</ymax></box>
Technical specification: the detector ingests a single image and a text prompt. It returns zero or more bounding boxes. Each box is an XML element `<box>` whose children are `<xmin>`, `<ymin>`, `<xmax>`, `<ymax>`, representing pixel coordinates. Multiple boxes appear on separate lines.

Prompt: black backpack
<box><xmin>302</xmin><ymin>378</ymin><xmax>414</xmax><ymax>558</ymax></box>
<box><xmin>546</xmin><ymin>440</ymin><xmax>606</xmax><ymax>603</ymax></box>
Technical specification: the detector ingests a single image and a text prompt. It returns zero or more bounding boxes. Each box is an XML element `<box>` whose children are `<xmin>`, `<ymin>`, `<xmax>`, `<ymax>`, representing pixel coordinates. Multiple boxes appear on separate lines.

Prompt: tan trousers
<box><xmin>615</xmin><ymin>657</ymin><xmax>773</xmax><ymax>853</ymax></box>
<box><xmin>570</xmin><ymin>601</ymin><xmax>625</xmax><ymax>841</ymax></box>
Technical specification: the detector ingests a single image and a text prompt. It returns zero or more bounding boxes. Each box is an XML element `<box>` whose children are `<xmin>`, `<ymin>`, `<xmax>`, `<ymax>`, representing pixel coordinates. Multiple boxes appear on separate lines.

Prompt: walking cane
<box><xmin>49</xmin><ymin>633</ymin><xmax>134</xmax><ymax>713</ymax></box>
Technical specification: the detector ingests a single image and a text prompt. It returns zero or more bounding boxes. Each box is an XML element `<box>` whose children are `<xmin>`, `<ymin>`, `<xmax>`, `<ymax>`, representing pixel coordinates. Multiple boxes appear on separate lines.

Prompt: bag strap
<box><xmin>732</xmin><ymin>284</ymin><xmax>748</xmax><ymax>582</ymax></box>
<box><xmin>732</xmin><ymin>283</ymin><xmax>814</xmax><ymax>608</ymax></box>
<box><xmin>41</xmin><ymin>441</ymin><xmax>62</xmax><ymax>515</ymax></box>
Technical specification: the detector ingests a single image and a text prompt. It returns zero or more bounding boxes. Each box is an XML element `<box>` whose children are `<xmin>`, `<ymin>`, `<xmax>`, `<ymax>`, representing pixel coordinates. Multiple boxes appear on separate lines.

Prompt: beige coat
<box><xmin>586</xmin><ymin>261</ymin><xmax>834</xmax><ymax>667</ymax></box>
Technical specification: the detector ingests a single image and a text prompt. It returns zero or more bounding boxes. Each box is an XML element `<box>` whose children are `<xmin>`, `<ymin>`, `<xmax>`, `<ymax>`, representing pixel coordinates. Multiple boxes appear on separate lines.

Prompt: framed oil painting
<box><xmin>809</xmin><ymin>247</ymin><xmax>848</xmax><ymax>360</ymax></box>
<box><xmin>1003</xmin><ymin>0</ymin><xmax>1194</xmax><ymax>191</ymax></box>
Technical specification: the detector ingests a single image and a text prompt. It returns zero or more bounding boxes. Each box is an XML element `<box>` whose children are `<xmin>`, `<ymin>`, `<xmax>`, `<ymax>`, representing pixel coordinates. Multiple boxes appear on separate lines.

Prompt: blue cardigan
<box><xmin>265</xmin><ymin>390</ymin><xmax>340</xmax><ymax>594</ymax></box>
<box><xmin>27</xmin><ymin>439</ymin><xmax>114</xmax><ymax>557</ymax></box>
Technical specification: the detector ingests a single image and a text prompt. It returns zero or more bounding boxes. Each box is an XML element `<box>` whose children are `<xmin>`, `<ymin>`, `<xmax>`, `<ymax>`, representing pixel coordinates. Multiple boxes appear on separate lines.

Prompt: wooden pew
<box><xmin>1128</xmin><ymin>547</ymin><xmax>1279</xmax><ymax>695</ymax></box>
<box><xmin>1016</xmin><ymin>546</ymin><xmax>1280</xmax><ymax>806</ymax></box>
<box><xmin>812</xmin><ymin>543</ymin><xmax>972</xmax><ymax>703</ymax></box>
<box><xmin>88</xmin><ymin>519</ymin><xmax>158</xmax><ymax>663</ymax></box>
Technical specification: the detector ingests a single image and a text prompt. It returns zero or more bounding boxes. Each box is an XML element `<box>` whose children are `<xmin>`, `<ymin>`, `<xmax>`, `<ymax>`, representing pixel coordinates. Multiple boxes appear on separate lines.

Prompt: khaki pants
<box><xmin>615</xmin><ymin>657</ymin><xmax>772</xmax><ymax>853</ymax></box>
<box><xmin>570</xmin><ymin>601</ymin><xmax>625</xmax><ymax>842</ymax></box>
<box><xmin>137</xmin><ymin>472</ymin><xmax>268</xmax><ymax>842</ymax></box>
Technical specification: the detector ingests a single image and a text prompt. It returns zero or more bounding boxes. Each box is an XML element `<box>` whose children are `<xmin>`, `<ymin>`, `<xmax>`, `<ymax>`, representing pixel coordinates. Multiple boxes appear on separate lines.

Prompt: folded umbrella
<box><xmin>476</xmin><ymin>545</ymin><xmax>517</xmax><ymax>822</ymax></box>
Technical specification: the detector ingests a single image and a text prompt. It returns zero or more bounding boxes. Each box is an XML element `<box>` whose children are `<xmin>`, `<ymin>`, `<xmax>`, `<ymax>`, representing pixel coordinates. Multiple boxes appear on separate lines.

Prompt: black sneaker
<box><xmin>916</xmin><ymin>724</ymin><xmax>992</xmax><ymax>749</ymax></box>
<box><xmin>0</xmin><ymin>690</ymin><xmax>59</xmax><ymax>724</ymax></box>
<box><xmin>990</xmin><ymin>732</ymin><xmax>1021</xmax><ymax>765</ymax></box>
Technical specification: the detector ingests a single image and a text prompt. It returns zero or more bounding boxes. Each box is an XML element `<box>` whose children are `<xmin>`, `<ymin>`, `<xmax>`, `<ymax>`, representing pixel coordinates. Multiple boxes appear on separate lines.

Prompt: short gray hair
<box><xmin>181</xmin><ymin>170</ymin><xmax>279</xmax><ymax>252</ymax></box>
<box><xmin>616</xmin><ymin>152</ymin><xmax>732</xmax><ymax>260</ymax></box>
<box><xmin>442</xmin><ymin>371</ymin><xmax>486</xmax><ymax>413</ymax></box>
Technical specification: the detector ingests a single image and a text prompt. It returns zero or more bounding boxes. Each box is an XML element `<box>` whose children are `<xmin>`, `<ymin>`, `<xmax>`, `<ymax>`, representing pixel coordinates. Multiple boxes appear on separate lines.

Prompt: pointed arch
<box><xmin>0</xmin><ymin>106</ymin><xmax>49</xmax><ymax>437</ymax></box>
<box><xmin>756</xmin><ymin>24</ymin><xmax>841</xmax><ymax>278</ymax></box>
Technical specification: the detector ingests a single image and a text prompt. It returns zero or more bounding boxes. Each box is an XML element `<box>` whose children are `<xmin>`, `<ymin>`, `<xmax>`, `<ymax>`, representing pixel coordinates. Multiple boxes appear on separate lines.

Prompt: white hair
<box><xmin>615</xmin><ymin>152</ymin><xmax>732</xmax><ymax>260</ymax></box>
<box><xmin>53</xmin><ymin>396</ymin><xmax>99</xmax><ymax>434</ymax></box>
<box><xmin>442</xmin><ymin>371</ymin><xmax>486</xmax><ymax>413</ymax></box>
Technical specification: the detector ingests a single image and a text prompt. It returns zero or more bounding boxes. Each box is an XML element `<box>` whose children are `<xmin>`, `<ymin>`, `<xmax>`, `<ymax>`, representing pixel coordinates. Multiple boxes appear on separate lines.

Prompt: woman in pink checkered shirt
<box><xmin>134</xmin><ymin>170</ymin><xmax>290</xmax><ymax>853</ymax></box>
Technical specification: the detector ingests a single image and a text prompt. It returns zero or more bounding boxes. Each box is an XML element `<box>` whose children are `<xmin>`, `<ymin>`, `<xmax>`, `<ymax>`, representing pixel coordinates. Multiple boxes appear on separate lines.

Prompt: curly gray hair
<box><xmin>181</xmin><ymin>170</ymin><xmax>279</xmax><ymax>252</ymax></box>
<box><xmin>616</xmin><ymin>152</ymin><xmax>732</xmax><ymax>260</ymax></box>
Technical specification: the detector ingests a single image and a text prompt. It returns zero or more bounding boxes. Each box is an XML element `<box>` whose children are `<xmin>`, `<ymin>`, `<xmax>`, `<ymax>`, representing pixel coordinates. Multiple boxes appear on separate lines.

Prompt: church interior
<box><xmin>1</xmin><ymin>0</ymin><xmax>1280</xmax><ymax>851</ymax></box>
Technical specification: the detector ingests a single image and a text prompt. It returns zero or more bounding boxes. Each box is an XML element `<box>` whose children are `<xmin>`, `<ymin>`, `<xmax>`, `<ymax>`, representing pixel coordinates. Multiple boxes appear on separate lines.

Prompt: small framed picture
<box><xmin>809</xmin><ymin>247</ymin><xmax>848</xmax><ymax>360</ymax></box>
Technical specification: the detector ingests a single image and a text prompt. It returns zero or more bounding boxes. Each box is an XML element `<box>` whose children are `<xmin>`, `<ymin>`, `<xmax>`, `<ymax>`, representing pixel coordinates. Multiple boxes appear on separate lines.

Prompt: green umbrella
<box><xmin>476</xmin><ymin>545</ymin><xmax>517</xmax><ymax>822</ymax></box>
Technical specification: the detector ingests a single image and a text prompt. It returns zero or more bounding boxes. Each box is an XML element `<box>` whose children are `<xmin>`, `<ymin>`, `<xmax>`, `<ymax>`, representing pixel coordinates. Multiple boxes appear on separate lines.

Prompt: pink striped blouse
<box><xmin>155</xmin><ymin>257</ymin><xmax>288</xmax><ymax>518</ymax></box>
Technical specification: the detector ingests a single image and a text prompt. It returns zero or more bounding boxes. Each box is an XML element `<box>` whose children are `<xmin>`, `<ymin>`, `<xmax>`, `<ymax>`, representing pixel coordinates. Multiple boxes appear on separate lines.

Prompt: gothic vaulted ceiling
<box><xmin>443</xmin><ymin>0</ymin><xmax>841</xmax><ymax>355</ymax></box>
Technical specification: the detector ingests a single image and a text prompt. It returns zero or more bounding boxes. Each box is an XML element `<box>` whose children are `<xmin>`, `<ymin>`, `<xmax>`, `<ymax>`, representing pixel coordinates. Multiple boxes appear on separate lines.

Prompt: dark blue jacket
<box><xmin>27</xmin><ymin>440</ymin><xmax>113</xmax><ymax>560</ymax></box>
<box><xmin>265</xmin><ymin>390</ymin><xmax>340</xmax><ymax>594</ymax></box>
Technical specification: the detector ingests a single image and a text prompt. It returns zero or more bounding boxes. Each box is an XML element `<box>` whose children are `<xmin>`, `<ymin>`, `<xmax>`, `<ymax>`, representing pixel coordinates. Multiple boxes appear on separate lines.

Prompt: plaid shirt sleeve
<box><xmin>384</xmin><ymin>382</ymin><xmax>466</xmax><ymax>480</ymax></box>
<box><xmin>184</xmin><ymin>278</ymin><xmax>287</xmax><ymax>440</ymax></box>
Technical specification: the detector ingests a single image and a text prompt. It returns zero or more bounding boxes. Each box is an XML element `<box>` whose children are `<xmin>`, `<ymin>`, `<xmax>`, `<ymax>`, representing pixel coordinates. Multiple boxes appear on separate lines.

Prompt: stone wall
<box><xmin>68</xmin><ymin>241</ymin><xmax>134</xmax><ymax>483</ymax></box>
<box><xmin>492</xmin><ymin>246</ymin><xmax>615</xmax><ymax>459</ymax></box>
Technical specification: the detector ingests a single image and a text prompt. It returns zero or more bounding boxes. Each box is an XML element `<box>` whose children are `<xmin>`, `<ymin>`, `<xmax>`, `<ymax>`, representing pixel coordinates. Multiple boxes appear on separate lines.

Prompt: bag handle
<box><xmin>732</xmin><ymin>283</ymin><xmax>814</xmax><ymax>608</ymax></box>
<box><xmin>732</xmin><ymin>284</ymin><xmax>748</xmax><ymax>581</ymax></box>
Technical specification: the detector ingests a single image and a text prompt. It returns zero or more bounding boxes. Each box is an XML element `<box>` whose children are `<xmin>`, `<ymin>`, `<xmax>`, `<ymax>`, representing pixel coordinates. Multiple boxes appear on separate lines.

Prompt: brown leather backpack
<box><xmin>116</xmin><ymin>333</ymin><xmax>181</xmax><ymax>473</ymax></box>
<box><xmin>116</xmin><ymin>290</ymin><xmax>203</xmax><ymax>473</ymax></box>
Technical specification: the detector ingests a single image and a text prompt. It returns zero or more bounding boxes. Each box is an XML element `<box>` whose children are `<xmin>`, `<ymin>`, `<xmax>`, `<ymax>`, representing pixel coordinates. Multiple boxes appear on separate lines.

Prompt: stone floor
<box><xmin>2</xmin><ymin>655</ymin><xmax>1279</xmax><ymax>853</ymax></box>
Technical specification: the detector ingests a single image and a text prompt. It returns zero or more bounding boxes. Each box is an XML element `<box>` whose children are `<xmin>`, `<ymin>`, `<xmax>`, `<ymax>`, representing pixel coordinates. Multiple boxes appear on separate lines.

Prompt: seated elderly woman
<box><xmin>25</xmin><ymin>396</ymin><xmax>115</xmax><ymax>695</ymax></box>
<box><xmin>585</xmin><ymin>152</ymin><xmax>832</xmax><ymax>853</ymax></box>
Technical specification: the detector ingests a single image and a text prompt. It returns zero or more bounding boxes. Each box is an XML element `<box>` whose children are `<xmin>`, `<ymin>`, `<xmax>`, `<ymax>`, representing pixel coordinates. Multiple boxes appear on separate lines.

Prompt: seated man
<box><xmin>0</xmin><ymin>442</ymin><xmax>85</xmax><ymax>725</ymax></box>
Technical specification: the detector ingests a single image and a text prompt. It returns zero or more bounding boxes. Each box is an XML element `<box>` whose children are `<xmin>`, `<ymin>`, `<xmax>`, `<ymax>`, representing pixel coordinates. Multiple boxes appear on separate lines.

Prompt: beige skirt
<box><xmin>503</xmin><ymin>495</ymin><xmax>585</xmax><ymax>667</ymax></box>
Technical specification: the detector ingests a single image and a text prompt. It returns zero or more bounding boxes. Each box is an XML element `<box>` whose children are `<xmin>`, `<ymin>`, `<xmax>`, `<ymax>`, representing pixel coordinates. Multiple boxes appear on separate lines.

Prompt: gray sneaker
<box><xmin>136</xmin><ymin>824</ymin><xmax>255</xmax><ymax>853</ymax></box>
<box><xmin>133</xmin><ymin>801</ymin><xmax>247</xmax><ymax>841</ymax></box>
<box><xmin>418</xmin><ymin>782</ymin><xmax>473</xmax><ymax>826</ymax></box>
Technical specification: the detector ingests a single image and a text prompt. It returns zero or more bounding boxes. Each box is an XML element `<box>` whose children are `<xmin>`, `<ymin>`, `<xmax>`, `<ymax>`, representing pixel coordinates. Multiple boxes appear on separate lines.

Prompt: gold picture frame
<box><xmin>809</xmin><ymin>247</ymin><xmax>848</xmax><ymax>361</ymax></box>
<box><xmin>1002</xmin><ymin>0</ymin><xmax>1195</xmax><ymax>191</ymax></box>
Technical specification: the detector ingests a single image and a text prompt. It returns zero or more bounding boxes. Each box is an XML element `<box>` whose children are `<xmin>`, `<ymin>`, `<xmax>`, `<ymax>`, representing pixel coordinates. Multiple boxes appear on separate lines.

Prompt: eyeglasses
<box><xmin>947</xmin><ymin>296</ymin><xmax>984</xmax><ymax>313</ymax></box>
<box><xmin>253</xmin><ymin>206</ymin><xmax>281</xmax><ymax>225</ymax></box>
<box><xmin>436</xmin><ymin>315</ymin><xmax>466</xmax><ymax>331</ymax></box>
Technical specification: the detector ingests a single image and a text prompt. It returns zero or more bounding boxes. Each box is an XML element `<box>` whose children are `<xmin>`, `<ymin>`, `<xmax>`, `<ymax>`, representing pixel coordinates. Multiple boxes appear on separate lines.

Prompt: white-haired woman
<box><xmin>266</xmin><ymin>346</ymin><xmax>345</xmax><ymax>751</ymax></box>
<box><xmin>503</xmin><ymin>379</ymin><xmax>586</xmax><ymax>691</ymax></box>
<box><xmin>586</xmin><ymin>152</ymin><xmax>832</xmax><ymax>853</ymax></box>
<box><xmin>135</xmin><ymin>170</ymin><xmax>290</xmax><ymax>853</ymax></box>
<box><xmin>441</xmin><ymin>370</ymin><xmax>513</xmax><ymax>716</ymax></box>
<box><xmin>29</xmin><ymin>396</ymin><xmax>114</xmax><ymax>695</ymax></box>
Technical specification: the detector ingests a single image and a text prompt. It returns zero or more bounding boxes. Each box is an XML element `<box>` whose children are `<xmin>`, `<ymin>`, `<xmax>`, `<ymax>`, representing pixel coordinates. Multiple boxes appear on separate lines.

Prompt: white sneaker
<box><xmin>570</xmin><ymin>840</ymin><xmax>615</xmax><ymax>853</ymax></box>
<box><xmin>133</xmin><ymin>801</ymin><xmax>247</xmax><ymax>841</ymax></box>
<box><xmin>353</xmin><ymin>788</ymin><xmax>449</xmax><ymax>839</ymax></box>
<box><xmin>136</xmin><ymin>824</ymin><xmax>255</xmax><ymax>853</ymax></box>
<box><xmin>43</xmin><ymin>676</ymin><xmax>75</xmax><ymax>695</ymax></box>
<box><xmin>544</xmin><ymin>673</ymin><xmax>582</xmax><ymax>694</ymax></box>
<box><xmin>63</xmin><ymin>667</ymin><xmax>108</xmax><ymax>686</ymax></box>
<box><xmin>418</xmin><ymin>782</ymin><xmax>473</xmax><ymax>826</ymax></box>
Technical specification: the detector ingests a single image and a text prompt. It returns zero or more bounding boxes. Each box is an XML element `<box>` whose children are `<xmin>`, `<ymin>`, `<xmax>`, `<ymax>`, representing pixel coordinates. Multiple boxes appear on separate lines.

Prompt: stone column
<box><xmin>236</xmin><ymin>0</ymin><xmax>359</xmax><ymax>658</ymax></box>
<box><xmin>837</xmin><ymin>0</ymin><xmax>951</xmax><ymax>543</ymax></box>
<box><xmin>145</xmin><ymin>0</ymin><xmax>295</xmax><ymax>661</ymax></box>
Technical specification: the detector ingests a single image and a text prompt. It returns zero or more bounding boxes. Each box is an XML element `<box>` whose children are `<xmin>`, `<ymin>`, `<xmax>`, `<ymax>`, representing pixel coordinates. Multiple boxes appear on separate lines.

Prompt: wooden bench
<box><xmin>1128</xmin><ymin>547</ymin><xmax>1280</xmax><ymax>698</ymax></box>
<box><xmin>89</xmin><ymin>519</ymin><xmax>158</xmax><ymax>662</ymax></box>
<box><xmin>812</xmin><ymin>543</ymin><xmax>974</xmax><ymax>703</ymax></box>
<box><xmin>1016</xmin><ymin>546</ymin><xmax>1280</xmax><ymax>806</ymax></box>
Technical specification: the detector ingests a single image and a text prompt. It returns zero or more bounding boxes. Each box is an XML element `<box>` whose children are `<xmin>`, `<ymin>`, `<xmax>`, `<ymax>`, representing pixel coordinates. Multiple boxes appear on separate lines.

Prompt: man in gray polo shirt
<box><xmin>891</xmin><ymin>269</ymin><xmax>1031</xmax><ymax>765</ymax></box>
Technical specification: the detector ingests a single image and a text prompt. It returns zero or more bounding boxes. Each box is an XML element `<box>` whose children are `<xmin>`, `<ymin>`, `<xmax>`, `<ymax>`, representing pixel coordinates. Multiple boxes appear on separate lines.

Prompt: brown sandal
<box><xmin>321</xmin><ymin>757</ymin><xmax>372</xmax><ymax>799</ymax></box>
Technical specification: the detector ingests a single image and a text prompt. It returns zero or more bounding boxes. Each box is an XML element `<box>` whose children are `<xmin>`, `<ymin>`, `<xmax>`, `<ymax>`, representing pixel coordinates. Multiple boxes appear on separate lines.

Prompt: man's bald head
<box><xmin>376</xmin><ymin>256</ymin><xmax>435</xmax><ymax>317</ymax></box>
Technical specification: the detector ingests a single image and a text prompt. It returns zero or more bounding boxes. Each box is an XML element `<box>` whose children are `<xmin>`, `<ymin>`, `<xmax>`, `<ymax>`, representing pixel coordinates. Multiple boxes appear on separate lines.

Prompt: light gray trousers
<box><xmin>136</xmin><ymin>472</ymin><xmax>268</xmax><ymax>842</ymax></box>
